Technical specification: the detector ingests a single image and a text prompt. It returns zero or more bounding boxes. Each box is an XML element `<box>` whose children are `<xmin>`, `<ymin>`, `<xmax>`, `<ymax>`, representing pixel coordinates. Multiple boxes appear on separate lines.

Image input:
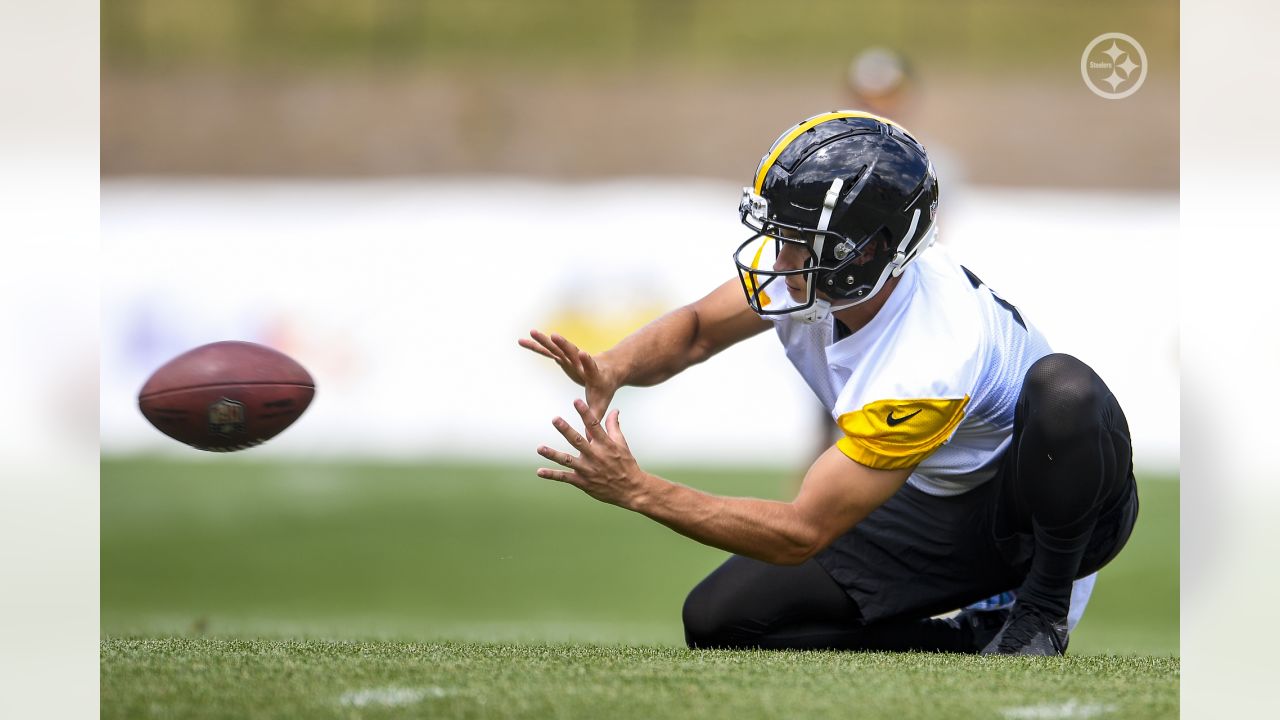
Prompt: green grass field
<box><xmin>102</xmin><ymin>640</ymin><xmax>1178</xmax><ymax>720</ymax></box>
<box><xmin>101</xmin><ymin>457</ymin><xmax>1178</xmax><ymax>718</ymax></box>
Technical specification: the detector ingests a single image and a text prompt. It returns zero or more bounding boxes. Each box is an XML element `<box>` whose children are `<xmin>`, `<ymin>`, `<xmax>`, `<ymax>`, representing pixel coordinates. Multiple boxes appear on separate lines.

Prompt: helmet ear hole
<box><xmin>848</xmin><ymin>228</ymin><xmax>893</xmax><ymax>267</ymax></box>
<box><xmin>878</xmin><ymin>227</ymin><xmax>894</xmax><ymax>249</ymax></box>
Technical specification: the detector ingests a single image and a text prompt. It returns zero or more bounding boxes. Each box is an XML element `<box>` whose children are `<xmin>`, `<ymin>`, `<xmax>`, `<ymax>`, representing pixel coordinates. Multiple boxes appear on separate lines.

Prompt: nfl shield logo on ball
<box><xmin>208</xmin><ymin>398</ymin><xmax>247</xmax><ymax>437</ymax></box>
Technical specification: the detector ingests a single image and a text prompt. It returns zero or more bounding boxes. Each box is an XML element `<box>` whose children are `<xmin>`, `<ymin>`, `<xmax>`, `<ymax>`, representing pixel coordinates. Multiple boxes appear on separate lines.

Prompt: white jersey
<box><xmin>760</xmin><ymin>243</ymin><xmax>1052</xmax><ymax>497</ymax></box>
<box><xmin>760</xmin><ymin>244</ymin><xmax>1098</xmax><ymax>629</ymax></box>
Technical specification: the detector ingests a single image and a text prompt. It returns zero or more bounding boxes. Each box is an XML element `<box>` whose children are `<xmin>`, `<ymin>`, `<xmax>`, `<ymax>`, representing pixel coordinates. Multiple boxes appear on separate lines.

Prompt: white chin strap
<box><xmin>791</xmin><ymin>178</ymin><xmax>846</xmax><ymax>325</ymax></box>
<box><xmin>799</xmin><ymin>176</ymin><xmax>884</xmax><ymax>324</ymax></box>
<box><xmin>802</xmin><ymin>178</ymin><xmax>844</xmax><ymax>300</ymax></box>
<box><xmin>792</xmin><ymin>297</ymin><xmax>861</xmax><ymax>325</ymax></box>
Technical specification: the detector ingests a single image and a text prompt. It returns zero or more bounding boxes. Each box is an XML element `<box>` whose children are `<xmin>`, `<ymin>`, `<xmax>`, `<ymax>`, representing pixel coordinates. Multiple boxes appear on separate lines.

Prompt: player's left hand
<box><xmin>536</xmin><ymin>399</ymin><xmax>649</xmax><ymax>508</ymax></box>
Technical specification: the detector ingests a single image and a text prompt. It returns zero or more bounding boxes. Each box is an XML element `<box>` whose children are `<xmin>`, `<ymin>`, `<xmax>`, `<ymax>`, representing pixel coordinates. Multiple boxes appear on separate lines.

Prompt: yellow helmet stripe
<box><xmin>744</xmin><ymin>236</ymin><xmax>772</xmax><ymax>307</ymax></box>
<box><xmin>753</xmin><ymin>110</ymin><xmax>911</xmax><ymax>195</ymax></box>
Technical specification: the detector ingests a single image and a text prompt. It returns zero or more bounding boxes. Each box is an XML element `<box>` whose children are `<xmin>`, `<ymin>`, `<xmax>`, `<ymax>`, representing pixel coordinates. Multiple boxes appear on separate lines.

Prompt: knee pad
<box><xmin>1022</xmin><ymin>354</ymin><xmax>1107</xmax><ymax>444</ymax></box>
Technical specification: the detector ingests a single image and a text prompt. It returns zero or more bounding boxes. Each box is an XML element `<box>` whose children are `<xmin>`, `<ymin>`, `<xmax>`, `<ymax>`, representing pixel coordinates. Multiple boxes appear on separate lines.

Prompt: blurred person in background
<box><xmin>844</xmin><ymin>46</ymin><xmax>968</xmax><ymax>188</ymax></box>
<box><xmin>845</xmin><ymin>46</ymin><xmax>912</xmax><ymax>119</ymax></box>
<box><xmin>523</xmin><ymin>112</ymin><xmax>1137</xmax><ymax>656</ymax></box>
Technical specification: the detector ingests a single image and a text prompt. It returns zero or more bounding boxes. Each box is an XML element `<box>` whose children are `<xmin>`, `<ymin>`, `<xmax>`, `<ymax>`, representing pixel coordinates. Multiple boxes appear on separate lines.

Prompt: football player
<box><xmin>521</xmin><ymin>111</ymin><xmax>1138</xmax><ymax>655</ymax></box>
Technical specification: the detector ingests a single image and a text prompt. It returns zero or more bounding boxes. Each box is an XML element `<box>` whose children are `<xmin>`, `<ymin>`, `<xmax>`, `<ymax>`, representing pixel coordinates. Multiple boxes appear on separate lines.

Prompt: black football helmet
<box><xmin>735</xmin><ymin>111</ymin><xmax>939</xmax><ymax>316</ymax></box>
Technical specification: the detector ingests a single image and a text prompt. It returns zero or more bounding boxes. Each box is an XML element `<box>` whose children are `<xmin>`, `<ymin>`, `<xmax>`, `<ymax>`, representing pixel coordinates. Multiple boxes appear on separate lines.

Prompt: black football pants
<box><xmin>681</xmin><ymin>353</ymin><xmax>1138</xmax><ymax>651</ymax></box>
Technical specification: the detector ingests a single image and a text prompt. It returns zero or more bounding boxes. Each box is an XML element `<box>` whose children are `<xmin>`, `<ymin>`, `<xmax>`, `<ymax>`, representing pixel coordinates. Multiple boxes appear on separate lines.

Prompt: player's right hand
<box><xmin>519</xmin><ymin>330</ymin><xmax>620</xmax><ymax>420</ymax></box>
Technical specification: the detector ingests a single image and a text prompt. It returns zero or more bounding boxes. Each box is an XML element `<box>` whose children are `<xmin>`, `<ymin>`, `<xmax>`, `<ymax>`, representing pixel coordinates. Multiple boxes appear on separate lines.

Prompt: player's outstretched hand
<box><xmin>536</xmin><ymin>399</ymin><xmax>650</xmax><ymax>509</ymax></box>
<box><xmin>519</xmin><ymin>330</ymin><xmax>619</xmax><ymax>420</ymax></box>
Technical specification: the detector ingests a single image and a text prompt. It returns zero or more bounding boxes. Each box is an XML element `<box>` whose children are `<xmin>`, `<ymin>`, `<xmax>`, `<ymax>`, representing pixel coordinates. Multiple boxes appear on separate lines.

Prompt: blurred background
<box><xmin>100</xmin><ymin>0</ymin><xmax>1178</xmax><ymax>655</ymax></box>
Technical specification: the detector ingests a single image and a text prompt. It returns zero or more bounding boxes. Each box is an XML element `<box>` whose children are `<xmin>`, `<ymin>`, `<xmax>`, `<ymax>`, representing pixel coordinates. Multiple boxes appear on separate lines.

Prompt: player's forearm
<box><xmin>599</xmin><ymin>280</ymin><xmax>767</xmax><ymax>390</ymax></box>
<box><xmin>628</xmin><ymin>475</ymin><xmax>821</xmax><ymax>565</ymax></box>
<box><xmin>599</xmin><ymin>305</ymin><xmax>707</xmax><ymax>388</ymax></box>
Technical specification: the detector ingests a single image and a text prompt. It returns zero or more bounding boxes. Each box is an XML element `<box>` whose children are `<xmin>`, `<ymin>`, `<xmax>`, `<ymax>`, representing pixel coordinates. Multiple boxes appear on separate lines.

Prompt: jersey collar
<box><xmin>824</xmin><ymin>260</ymin><xmax>920</xmax><ymax>364</ymax></box>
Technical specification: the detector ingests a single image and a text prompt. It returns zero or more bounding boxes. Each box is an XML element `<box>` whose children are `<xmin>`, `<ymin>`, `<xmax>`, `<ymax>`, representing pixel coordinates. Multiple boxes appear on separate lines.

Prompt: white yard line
<box><xmin>338</xmin><ymin>686</ymin><xmax>453</xmax><ymax>708</ymax></box>
<box><xmin>1000</xmin><ymin>700</ymin><xmax>1117</xmax><ymax>719</ymax></box>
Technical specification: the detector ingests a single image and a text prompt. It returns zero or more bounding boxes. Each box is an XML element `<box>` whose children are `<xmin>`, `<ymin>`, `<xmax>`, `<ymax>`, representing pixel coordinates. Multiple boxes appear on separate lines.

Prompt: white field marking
<box><xmin>338</xmin><ymin>687</ymin><xmax>453</xmax><ymax>708</ymax></box>
<box><xmin>1000</xmin><ymin>700</ymin><xmax>1117</xmax><ymax>719</ymax></box>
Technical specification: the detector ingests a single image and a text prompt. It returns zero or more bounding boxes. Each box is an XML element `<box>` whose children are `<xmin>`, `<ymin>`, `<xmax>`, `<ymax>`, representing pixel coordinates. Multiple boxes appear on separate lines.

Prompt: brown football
<box><xmin>138</xmin><ymin>341</ymin><xmax>315</xmax><ymax>452</ymax></box>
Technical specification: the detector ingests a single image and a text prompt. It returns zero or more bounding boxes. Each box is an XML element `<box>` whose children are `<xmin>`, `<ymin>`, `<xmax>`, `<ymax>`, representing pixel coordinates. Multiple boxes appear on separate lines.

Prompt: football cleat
<box><xmin>947</xmin><ymin>605</ymin><xmax>1013</xmax><ymax>653</ymax></box>
<box><xmin>980</xmin><ymin>603</ymin><xmax>1070</xmax><ymax>656</ymax></box>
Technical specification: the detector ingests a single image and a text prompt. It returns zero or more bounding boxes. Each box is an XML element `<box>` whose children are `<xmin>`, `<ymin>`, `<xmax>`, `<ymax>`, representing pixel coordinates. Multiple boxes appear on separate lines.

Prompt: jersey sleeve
<box><xmin>835</xmin><ymin>395</ymin><xmax>970</xmax><ymax>470</ymax></box>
